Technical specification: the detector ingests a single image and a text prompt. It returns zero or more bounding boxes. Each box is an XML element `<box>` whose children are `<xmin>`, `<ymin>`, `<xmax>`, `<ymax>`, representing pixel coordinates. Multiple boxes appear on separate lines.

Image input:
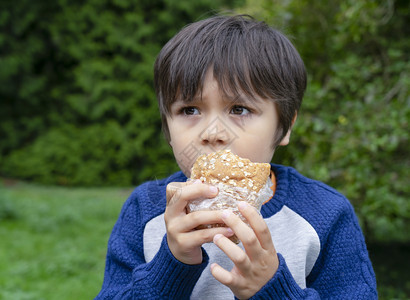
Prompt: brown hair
<box><xmin>154</xmin><ymin>14</ymin><xmax>306</xmax><ymax>146</ymax></box>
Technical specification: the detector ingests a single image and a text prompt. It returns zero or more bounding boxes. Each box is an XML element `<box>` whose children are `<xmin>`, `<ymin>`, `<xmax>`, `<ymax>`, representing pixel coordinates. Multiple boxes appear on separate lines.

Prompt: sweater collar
<box><xmin>260</xmin><ymin>164</ymin><xmax>289</xmax><ymax>217</ymax></box>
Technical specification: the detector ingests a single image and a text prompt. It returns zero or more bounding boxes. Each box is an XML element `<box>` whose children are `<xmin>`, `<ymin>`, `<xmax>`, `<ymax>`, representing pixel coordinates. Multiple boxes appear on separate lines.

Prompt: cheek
<box><xmin>252</xmin><ymin>117</ymin><xmax>278</xmax><ymax>142</ymax></box>
<box><xmin>236</xmin><ymin>121</ymin><xmax>277</xmax><ymax>162</ymax></box>
<box><xmin>167</xmin><ymin>120</ymin><xmax>183</xmax><ymax>147</ymax></box>
<box><xmin>169</xmin><ymin>134</ymin><xmax>184</xmax><ymax>153</ymax></box>
<box><xmin>167</xmin><ymin>123</ymin><xmax>200</xmax><ymax>176</ymax></box>
<box><xmin>233</xmin><ymin>135</ymin><xmax>275</xmax><ymax>163</ymax></box>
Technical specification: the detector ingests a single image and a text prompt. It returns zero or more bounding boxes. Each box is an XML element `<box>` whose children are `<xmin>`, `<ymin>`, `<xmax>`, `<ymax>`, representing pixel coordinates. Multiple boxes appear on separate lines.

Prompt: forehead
<box><xmin>172</xmin><ymin>69</ymin><xmax>265</xmax><ymax>106</ymax></box>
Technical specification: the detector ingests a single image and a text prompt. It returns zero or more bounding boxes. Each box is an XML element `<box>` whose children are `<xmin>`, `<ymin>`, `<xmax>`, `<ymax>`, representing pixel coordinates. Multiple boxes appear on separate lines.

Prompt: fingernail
<box><xmin>238</xmin><ymin>201</ymin><xmax>247</xmax><ymax>209</ymax></box>
<box><xmin>226</xmin><ymin>227</ymin><xmax>234</xmax><ymax>236</ymax></box>
<box><xmin>222</xmin><ymin>210</ymin><xmax>231</xmax><ymax>219</ymax></box>
<box><xmin>209</xmin><ymin>186</ymin><xmax>218</xmax><ymax>194</ymax></box>
<box><xmin>213</xmin><ymin>234</ymin><xmax>222</xmax><ymax>243</ymax></box>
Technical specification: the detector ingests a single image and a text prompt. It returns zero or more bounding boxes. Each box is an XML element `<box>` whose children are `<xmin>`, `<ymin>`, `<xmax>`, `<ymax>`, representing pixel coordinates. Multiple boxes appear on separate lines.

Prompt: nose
<box><xmin>199</xmin><ymin>117</ymin><xmax>234</xmax><ymax>149</ymax></box>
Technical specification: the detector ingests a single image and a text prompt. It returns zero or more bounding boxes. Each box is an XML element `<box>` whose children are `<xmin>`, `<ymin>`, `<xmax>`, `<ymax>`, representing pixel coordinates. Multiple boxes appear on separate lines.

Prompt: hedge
<box><xmin>0</xmin><ymin>0</ymin><xmax>408</xmax><ymax>242</ymax></box>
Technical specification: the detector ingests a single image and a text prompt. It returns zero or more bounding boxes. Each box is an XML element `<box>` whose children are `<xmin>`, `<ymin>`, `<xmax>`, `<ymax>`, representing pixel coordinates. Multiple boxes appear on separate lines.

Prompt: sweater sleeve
<box><xmin>249</xmin><ymin>200</ymin><xmax>377</xmax><ymax>299</ymax></box>
<box><xmin>94</xmin><ymin>192</ymin><xmax>208</xmax><ymax>299</ymax></box>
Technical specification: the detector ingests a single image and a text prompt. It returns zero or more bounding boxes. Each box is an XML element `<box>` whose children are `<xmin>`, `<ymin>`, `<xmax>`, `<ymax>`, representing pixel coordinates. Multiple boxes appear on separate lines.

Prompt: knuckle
<box><xmin>166</xmin><ymin>221</ymin><xmax>177</xmax><ymax>234</ymax></box>
<box><xmin>198</xmin><ymin>229</ymin><xmax>212</xmax><ymax>241</ymax></box>
<box><xmin>242</xmin><ymin>234</ymin><xmax>257</xmax><ymax>245</ymax></box>
<box><xmin>260</xmin><ymin>226</ymin><xmax>271</xmax><ymax>237</ymax></box>
<box><xmin>164</xmin><ymin>214</ymin><xmax>170</xmax><ymax>224</ymax></box>
<box><xmin>169</xmin><ymin>195</ymin><xmax>183</xmax><ymax>207</ymax></box>
<box><xmin>166</xmin><ymin>183</ymin><xmax>175</xmax><ymax>195</ymax></box>
<box><xmin>188</xmin><ymin>211</ymin><xmax>200</xmax><ymax>223</ymax></box>
<box><xmin>235</xmin><ymin>252</ymin><xmax>248</xmax><ymax>265</ymax></box>
<box><xmin>224</xmin><ymin>275</ymin><xmax>234</xmax><ymax>286</ymax></box>
<box><xmin>166</xmin><ymin>183</ymin><xmax>182</xmax><ymax>197</ymax></box>
<box><xmin>164</xmin><ymin>206</ymin><xmax>171</xmax><ymax>216</ymax></box>
<box><xmin>175</xmin><ymin>235</ymin><xmax>186</xmax><ymax>248</ymax></box>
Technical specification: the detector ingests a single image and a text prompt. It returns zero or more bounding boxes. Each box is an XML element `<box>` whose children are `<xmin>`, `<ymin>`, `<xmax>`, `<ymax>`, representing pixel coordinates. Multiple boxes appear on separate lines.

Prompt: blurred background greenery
<box><xmin>0</xmin><ymin>0</ymin><xmax>409</xmax><ymax>299</ymax></box>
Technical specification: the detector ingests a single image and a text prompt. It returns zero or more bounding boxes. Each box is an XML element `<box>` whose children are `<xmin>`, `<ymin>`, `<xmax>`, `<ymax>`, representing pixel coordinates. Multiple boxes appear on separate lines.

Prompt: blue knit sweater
<box><xmin>95</xmin><ymin>164</ymin><xmax>377</xmax><ymax>299</ymax></box>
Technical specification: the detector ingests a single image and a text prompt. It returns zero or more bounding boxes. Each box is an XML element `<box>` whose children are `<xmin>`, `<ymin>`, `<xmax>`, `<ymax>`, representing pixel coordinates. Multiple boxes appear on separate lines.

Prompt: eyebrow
<box><xmin>172</xmin><ymin>91</ymin><xmax>261</xmax><ymax>108</ymax></box>
<box><xmin>229</xmin><ymin>94</ymin><xmax>249</xmax><ymax>103</ymax></box>
<box><xmin>189</xmin><ymin>94</ymin><xmax>255</xmax><ymax>106</ymax></box>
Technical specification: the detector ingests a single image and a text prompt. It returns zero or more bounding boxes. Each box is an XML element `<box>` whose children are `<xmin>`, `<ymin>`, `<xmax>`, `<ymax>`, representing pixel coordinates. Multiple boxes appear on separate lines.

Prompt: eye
<box><xmin>230</xmin><ymin>105</ymin><xmax>251</xmax><ymax>116</ymax></box>
<box><xmin>180</xmin><ymin>107</ymin><xmax>200</xmax><ymax>115</ymax></box>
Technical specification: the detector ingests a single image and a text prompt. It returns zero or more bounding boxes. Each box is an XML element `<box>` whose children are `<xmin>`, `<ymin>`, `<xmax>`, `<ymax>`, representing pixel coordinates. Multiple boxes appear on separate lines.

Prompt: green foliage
<box><xmin>239</xmin><ymin>0</ymin><xmax>409</xmax><ymax>242</ymax></box>
<box><xmin>0</xmin><ymin>0</ymin><xmax>243</xmax><ymax>185</ymax></box>
<box><xmin>1</xmin><ymin>0</ymin><xmax>408</xmax><ymax>243</ymax></box>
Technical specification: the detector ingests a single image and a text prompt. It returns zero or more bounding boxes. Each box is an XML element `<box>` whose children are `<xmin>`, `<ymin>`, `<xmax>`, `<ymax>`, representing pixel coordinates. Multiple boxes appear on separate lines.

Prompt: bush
<box><xmin>0</xmin><ymin>0</ymin><xmax>408</xmax><ymax>242</ymax></box>
<box><xmin>0</xmin><ymin>0</ymin><xmax>243</xmax><ymax>185</ymax></box>
<box><xmin>239</xmin><ymin>0</ymin><xmax>409</xmax><ymax>242</ymax></box>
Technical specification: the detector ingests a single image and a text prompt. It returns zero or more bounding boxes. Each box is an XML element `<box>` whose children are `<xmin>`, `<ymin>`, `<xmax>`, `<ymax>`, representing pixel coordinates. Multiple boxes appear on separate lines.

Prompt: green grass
<box><xmin>0</xmin><ymin>179</ymin><xmax>409</xmax><ymax>299</ymax></box>
<box><xmin>0</xmin><ymin>179</ymin><xmax>131</xmax><ymax>300</ymax></box>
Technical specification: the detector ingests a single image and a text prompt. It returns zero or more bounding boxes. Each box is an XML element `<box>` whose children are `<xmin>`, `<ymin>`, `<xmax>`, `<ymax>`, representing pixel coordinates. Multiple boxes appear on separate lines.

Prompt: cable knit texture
<box><xmin>95</xmin><ymin>164</ymin><xmax>377</xmax><ymax>299</ymax></box>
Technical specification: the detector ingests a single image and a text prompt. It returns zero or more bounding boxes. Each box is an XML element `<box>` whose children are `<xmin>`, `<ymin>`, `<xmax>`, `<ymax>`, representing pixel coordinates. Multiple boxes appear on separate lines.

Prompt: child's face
<box><xmin>166</xmin><ymin>70</ymin><xmax>291</xmax><ymax>176</ymax></box>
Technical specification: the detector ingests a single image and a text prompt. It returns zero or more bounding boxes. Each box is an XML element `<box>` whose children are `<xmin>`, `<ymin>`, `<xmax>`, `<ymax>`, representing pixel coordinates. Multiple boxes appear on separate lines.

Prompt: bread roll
<box><xmin>188</xmin><ymin>149</ymin><xmax>273</xmax><ymax>243</ymax></box>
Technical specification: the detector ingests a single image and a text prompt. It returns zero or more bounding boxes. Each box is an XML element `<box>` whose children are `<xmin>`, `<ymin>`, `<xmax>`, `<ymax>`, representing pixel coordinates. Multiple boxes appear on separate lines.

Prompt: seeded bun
<box><xmin>191</xmin><ymin>149</ymin><xmax>271</xmax><ymax>193</ymax></box>
<box><xmin>189</xmin><ymin>149</ymin><xmax>272</xmax><ymax>243</ymax></box>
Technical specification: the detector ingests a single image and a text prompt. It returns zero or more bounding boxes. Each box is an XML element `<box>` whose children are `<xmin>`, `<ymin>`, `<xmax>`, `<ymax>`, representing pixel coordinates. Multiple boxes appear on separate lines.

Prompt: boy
<box><xmin>95</xmin><ymin>15</ymin><xmax>377</xmax><ymax>299</ymax></box>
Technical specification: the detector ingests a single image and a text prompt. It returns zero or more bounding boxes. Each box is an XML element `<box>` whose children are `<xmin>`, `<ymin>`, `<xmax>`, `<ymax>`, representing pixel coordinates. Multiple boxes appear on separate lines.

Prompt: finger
<box><xmin>210</xmin><ymin>263</ymin><xmax>236</xmax><ymax>287</ymax></box>
<box><xmin>166</xmin><ymin>180</ymin><xmax>209</xmax><ymax>205</ymax></box>
<box><xmin>221</xmin><ymin>209</ymin><xmax>262</xmax><ymax>261</ymax></box>
<box><xmin>180</xmin><ymin>227</ymin><xmax>235</xmax><ymax>249</ymax></box>
<box><xmin>166</xmin><ymin>181</ymin><xmax>187</xmax><ymax>205</ymax></box>
<box><xmin>213</xmin><ymin>233</ymin><xmax>251</xmax><ymax>271</ymax></box>
<box><xmin>177</xmin><ymin>210</ymin><xmax>228</xmax><ymax>232</ymax></box>
<box><xmin>165</xmin><ymin>181</ymin><xmax>218</xmax><ymax>216</ymax></box>
<box><xmin>238</xmin><ymin>202</ymin><xmax>274</xmax><ymax>251</ymax></box>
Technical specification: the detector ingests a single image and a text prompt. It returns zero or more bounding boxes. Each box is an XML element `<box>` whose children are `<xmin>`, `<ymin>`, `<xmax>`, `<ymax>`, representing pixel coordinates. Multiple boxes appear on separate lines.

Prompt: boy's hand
<box><xmin>210</xmin><ymin>202</ymin><xmax>279</xmax><ymax>299</ymax></box>
<box><xmin>164</xmin><ymin>180</ymin><xmax>234</xmax><ymax>265</ymax></box>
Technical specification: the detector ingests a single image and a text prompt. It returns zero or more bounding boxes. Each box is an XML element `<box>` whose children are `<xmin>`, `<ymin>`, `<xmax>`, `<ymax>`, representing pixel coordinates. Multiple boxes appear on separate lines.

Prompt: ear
<box><xmin>279</xmin><ymin>113</ymin><xmax>297</xmax><ymax>146</ymax></box>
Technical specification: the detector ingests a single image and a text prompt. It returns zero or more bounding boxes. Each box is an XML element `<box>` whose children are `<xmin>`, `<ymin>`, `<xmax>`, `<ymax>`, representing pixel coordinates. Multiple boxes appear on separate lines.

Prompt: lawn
<box><xmin>0</xmin><ymin>178</ymin><xmax>409</xmax><ymax>299</ymax></box>
<box><xmin>0</xmin><ymin>179</ymin><xmax>131</xmax><ymax>300</ymax></box>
